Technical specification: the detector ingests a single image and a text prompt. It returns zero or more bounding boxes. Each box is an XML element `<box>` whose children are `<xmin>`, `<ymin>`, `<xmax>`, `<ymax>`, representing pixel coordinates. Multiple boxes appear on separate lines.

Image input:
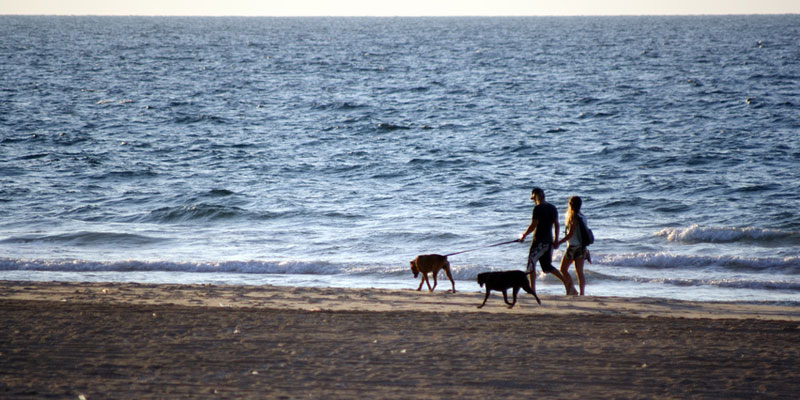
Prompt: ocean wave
<box><xmin>376</xmin><ymin>122</ymin><xmax>411</xmax><ymax>131</ymax></box>
<box><xmin>312</xmin><ymin>101</ymin><xmax>368</xmax><ymax>111</ymax></box>
<box><xmin>173</xmin><ymin>114</ymin><xmax>228</xmax><ymax>125</ymax></box>
<box><xmin>17</xmin><ymin>153</ymin><xmax>50</xmax><ymax>160</ymax></box>
<box><xmin>0</xmin><ymin>257</ymin><xmax>533</xmax><ymax>279</ymax></box>
<box><xmin>599</xmin><ymin>253</ymin><xmax>800</xmax><ymax>274</ymax></box>
<box><xmin>0</xmin><ymin>258</ymin><xmax>360</xmax><ymax>275</ymax></box>
<box><xmin>407</xmin><ymin>157</ymin><xmax>470</xmax><ymax>168</ymax></box>
<box><xmin>3</xmin><ymin>257</ymin><xmax>798</xmax><ymax>295</ymax></box>
<box><xmin>0</xmin><ymin>257</ymin><xmax>590</xmax><ymax>281</ymax></box>
<box><xmin>731</xmin><ymin>183</ymin><xmax>782</xmax><ymax>194</ymax></box>
<box><xmin>455</xmin><ymin>261</ymin><xmax>800</xmax><ymax>293</ymax></box>
<box><xmin>0</xmin><ymin>232</ymin><xmax>166</xmax><ymax>247</ymax></box>
<box><xmin>206</xmin><ymin>189</ymin><xmax>235</xmax><ymax>197</ymax></box>
<box><xmin>0</xmin><ymin>166</ymin><xmax>26</xmax><ymax>177</ymax></box>
<box><xmin>618</xmin><ymin>275</ymin><xmax>800</xmax><ymax>292</ymax></box>
<box><xmin>656</xmin><ymin>225</ymin><xmax>799</xmax><ymax>245</ymax></box>
<box><xmin>140</xmin><ymin>204</ymin><xmax>249</xmax><ymax>223</ymax></box>
<box><xmin>576</xmin><ymin>111</ymin><xmax>618</xmax><ymax>119</ymax></box>
<box><xmin>90</xmin><ymin>169</ymin><xmax>160</xmax><ymax>181</ymax></box>
<box><xmin>8</xmin><ymin>251</ymin><xmax>774</xmax><ymax>281</ymax></box>
<box><xmin>548</xmin><ymin>265</ymin><xmax>800</xmax><ymax>293</ymax></box>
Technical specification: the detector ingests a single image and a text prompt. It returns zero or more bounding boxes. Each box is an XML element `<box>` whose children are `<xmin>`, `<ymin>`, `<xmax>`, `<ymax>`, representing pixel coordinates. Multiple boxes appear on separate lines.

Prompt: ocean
<box><xmin>1</xmin><ymin>15</ymin><xmax>798</xmax><ymax>304</ymax></box>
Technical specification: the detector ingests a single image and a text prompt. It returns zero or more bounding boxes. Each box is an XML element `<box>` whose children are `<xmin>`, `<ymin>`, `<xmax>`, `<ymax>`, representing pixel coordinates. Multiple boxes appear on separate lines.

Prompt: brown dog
<box><xmin>476</xmin><ymin>270</ymin><xmax>540</xmax><ymax>309</ymax></box>
<box><xmin>410</xmin><ymin>254</ymin><xmax>456</xmax><ymax>293</ymax></box>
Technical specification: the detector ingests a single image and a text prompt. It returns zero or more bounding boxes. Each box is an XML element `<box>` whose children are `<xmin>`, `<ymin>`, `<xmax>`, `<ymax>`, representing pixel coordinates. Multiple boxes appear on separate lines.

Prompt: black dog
<box><xmin>476</xmin><ymin>270</ymin><xmax>541</xmax><ymax>309</ymax></box>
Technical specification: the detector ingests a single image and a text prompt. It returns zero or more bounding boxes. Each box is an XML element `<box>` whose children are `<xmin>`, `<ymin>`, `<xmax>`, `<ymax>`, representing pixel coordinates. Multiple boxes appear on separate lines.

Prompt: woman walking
<box><xmin>556</xmin><ymin>196</ymin><xmax>589</xmax><ymax>296</ymax></box>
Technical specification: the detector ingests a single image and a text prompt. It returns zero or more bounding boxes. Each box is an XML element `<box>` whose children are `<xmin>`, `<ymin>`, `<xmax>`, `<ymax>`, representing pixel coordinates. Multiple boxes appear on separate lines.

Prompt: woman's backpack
<box><xmin>577</xmin><ymin>215</ymin><xmax>594</xmax><ymax>246</ymax></box>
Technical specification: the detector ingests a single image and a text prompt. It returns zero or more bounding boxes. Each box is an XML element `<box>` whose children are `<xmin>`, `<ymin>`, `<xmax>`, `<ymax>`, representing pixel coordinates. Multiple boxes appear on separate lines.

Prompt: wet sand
<box><xmin>1</xmin><ymin>281</ymin><xmax>798</xmax><ymax>399</ymax></box>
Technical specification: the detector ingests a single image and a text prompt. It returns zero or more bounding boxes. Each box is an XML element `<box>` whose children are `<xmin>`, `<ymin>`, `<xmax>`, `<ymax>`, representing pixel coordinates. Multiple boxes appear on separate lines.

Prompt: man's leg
<box><xmin>542</xmin><ymin>247</ymin><xmax>577</xmax><ymax>295</ymax></box>
<box><xmin>528</xmin><ymin>271</ymin><xmax>536</xmax><ymax>293</ymax></box>
<box><xmin>526</xmin><ymin>243</ymin><xmax>543</xmax><ymax>290</ymax></box>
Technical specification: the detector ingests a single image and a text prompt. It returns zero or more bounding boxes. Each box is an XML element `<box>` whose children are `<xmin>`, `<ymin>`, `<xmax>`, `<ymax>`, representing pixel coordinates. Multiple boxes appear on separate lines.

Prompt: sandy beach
<box><xmin>1</xmin><ymin>281</ymin><xmax>798</xmax><ymax>399</ymax></box>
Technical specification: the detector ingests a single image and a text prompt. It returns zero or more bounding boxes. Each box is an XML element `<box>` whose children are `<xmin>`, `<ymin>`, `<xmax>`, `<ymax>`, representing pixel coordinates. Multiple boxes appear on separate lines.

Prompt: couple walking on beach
<box><xmin>519</xmin><ymin>187</ymin><xmax>589</xmax><ymax>296</ymax></box>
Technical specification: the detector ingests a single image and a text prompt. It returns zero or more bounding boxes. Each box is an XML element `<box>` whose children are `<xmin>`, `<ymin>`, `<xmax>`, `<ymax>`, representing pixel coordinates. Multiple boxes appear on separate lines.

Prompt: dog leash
<box><xmin>443</xmin><ymin>239</ymin><xmax>521</xmax><ymax>257</ymax></box>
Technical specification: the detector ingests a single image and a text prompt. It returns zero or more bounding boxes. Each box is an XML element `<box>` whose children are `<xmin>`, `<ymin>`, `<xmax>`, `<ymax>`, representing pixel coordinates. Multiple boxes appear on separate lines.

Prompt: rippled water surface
<box><xmin>1</xmin><ymin>16</ymin><xmax>799</xmax><ymax>302</ymax></box>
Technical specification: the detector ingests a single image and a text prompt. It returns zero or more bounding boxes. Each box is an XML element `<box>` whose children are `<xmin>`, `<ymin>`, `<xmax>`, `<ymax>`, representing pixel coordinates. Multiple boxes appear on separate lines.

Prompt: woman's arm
<box><xmin>557</xmin><ymin>217</ymin><xmax>575</xmax><ymax>246</ymax></box>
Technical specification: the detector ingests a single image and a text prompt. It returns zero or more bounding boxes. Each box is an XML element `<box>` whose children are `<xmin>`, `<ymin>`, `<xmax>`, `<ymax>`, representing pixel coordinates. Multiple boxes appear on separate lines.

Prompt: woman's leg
<box><xmin>574</xmin><ymin>258</ymin><xmax>586</xmax><ymax>296</ymax></box>
<box><xmin>559</xmin><ymin>254</ymin><xmax>577</xmax><ymax>295</ymax></box>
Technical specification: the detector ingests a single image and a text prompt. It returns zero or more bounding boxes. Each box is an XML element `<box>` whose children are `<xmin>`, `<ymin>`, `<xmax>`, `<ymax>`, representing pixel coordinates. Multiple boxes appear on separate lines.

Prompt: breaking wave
<box><xmin>656</xmin><ymin>225</ymin><xmax>799</xmax><ymax>245</ymax></box>
<box><xmin>598</xmin><ymin>253</ymin><xmax>800</xmax><ymax>274</ymax></box>
<box><xmin>611</xmin><ymin>274</ymin><xmax>800</xmax><ymax>292</ymax></box>
<box><xmin>0</xmin><ymin>232</ymin><xmax>166</xmax><ymax>247</ymax></box>
<box><xmin>0</xmin><ymin>258</ymin><xmax>359</xmax><ymax>275</ymax></box>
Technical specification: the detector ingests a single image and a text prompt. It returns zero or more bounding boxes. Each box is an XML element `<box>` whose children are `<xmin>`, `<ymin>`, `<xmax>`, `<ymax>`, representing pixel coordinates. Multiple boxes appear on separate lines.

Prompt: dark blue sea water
<box><xmin>2</xmin><ymin>15</ymin><xmax>799</xmax><ymax>303</ymax></box>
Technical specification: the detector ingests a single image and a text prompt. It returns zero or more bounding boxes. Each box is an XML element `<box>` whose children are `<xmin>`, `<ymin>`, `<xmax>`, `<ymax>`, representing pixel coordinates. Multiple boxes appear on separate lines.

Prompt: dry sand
<box><xmin>1</xmin><ymin>280</ymin><xmax>798</xmax><ymax>399</ymax></box>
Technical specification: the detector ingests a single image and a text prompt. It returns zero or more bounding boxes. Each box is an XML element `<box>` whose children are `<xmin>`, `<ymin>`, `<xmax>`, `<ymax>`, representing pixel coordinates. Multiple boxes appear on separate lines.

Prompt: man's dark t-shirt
<box><xmin>531</xmin><ymin>202</ymin><xmax>558</xmax><ymax>243</ymax></box>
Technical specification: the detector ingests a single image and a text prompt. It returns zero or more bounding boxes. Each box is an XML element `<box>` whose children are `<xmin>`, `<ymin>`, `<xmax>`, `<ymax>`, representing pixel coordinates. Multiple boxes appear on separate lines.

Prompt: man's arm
<box><xmin>520</xmin><ymin>219</ymin><xmax>538</xmax><ymax>241</ymax></box>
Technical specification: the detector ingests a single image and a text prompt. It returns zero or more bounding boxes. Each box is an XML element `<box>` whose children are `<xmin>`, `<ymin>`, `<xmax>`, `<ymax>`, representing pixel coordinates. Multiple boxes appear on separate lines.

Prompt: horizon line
<box><xmin>2</xmin><ymin>12</ymin><xmax>798</xmax><ymax>17</ymax></box>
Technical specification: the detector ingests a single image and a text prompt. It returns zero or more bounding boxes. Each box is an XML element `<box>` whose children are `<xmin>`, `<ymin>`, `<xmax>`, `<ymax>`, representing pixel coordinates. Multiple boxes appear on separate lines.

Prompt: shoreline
<box><xmin>2</xmin><ymin>281</ymin><xmax>799</xmax><ymax>399</ymax></box>
<box><xmin>1</xmin><ymin>280</ymin><xmax>799</xmax><ymax>320</ymax></box>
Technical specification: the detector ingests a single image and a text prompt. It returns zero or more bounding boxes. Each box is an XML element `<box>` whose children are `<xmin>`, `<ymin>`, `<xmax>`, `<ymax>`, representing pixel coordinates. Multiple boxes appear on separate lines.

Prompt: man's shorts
<box><xmin>527</xmin><ymin>241</ymin><xmax>557</xmax><ymax>274</ymax></box>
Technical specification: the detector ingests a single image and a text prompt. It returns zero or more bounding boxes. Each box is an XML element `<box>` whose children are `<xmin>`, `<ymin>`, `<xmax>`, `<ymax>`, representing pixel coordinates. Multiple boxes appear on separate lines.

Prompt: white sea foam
<box><xmin>617</xmin><ymin>275</ymin><xmax>800</xmax><ymax>292</ymax></box>
<box><xmin>655</xmin><ymin>225</ymin><xmax>795</xmax><ymax>244</ymax></box>
<box><xmin>3</xmin><ymin>253</ymin><xmax>798</xmax><ymax>278</ymax></box>
<box><xmin>0</xmin><ymin>258</ymin><xmax>354</xmax><ymax>275</ymax></box>
<box><xmin>599</xmin><ymin>253</ymin><xmax>800</xmax><ymax>273</ymax></box>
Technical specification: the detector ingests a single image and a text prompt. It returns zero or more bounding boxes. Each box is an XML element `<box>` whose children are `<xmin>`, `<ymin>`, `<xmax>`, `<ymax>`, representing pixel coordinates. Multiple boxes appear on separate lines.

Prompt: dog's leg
<box><xmin>502</xmin><ymin>289</ymin><xmax>512</xmax><ymax>306</ymax></box>
<box><xmin>477</xmin><ymin>289</ymin><xmax>491</xmax><ymax>309</ymax></box>
<box><xmin>508</xmin><ymin>286</ymin><xmax>520</xmax><ymax>309</ymax></box>
<box><xmin>522</xmin><ymin>279</ymin><xmax>542</xmax><ymax>305</ymax></box>
<box><xmin>528</xmin><ymin>272</ymin><xmax>538</xmax><ymax>302</ymax></box>
<box><xmin>416</xmin><ymin>273</ymin><xmax>427</xmax><ymax>291</ymax></box>
<box><xmin>423</xmin><ymin>273</ymin><xmax>434</xmax><ymax>291</ymax></box>
<box><xmin>430</xmin><ymin>270</ymin><xmax>438</xmax><ymax>292</ymax></box>
<box><xmin>443</xmin><ymin>266</ymin><xmax>456</xmax><ymax>293</ymax></box>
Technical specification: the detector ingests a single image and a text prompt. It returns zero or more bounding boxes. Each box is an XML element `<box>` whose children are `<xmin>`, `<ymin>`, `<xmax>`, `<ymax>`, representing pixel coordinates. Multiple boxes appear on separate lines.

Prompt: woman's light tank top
<box><xmin>568</xmin><ymin>213</ymin><xmax>586</xmax><ymax>247</ymax></box>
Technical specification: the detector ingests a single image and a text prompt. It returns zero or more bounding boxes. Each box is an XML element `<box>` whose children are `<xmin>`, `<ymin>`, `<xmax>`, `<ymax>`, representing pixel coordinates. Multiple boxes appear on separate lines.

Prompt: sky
<box><xmin>1</xmin><ymin>0</ymin><xmax>799</xmax><ymax>16</ymax></box>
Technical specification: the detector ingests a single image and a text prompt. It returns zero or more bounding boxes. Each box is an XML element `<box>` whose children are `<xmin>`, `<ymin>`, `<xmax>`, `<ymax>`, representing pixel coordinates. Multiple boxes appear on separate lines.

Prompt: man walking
<box><xmin>519</xmin><ymin>188</ymin><xmax>577</xmax><ymax>295</ymax></box>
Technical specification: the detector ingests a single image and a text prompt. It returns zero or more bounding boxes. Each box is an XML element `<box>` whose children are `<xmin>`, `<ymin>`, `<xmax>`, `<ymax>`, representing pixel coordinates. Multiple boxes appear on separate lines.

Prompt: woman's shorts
<box><xmin>564</xmin><ymin>246</ymin><xmax>587</xmax><ymax>260</ymax></box>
